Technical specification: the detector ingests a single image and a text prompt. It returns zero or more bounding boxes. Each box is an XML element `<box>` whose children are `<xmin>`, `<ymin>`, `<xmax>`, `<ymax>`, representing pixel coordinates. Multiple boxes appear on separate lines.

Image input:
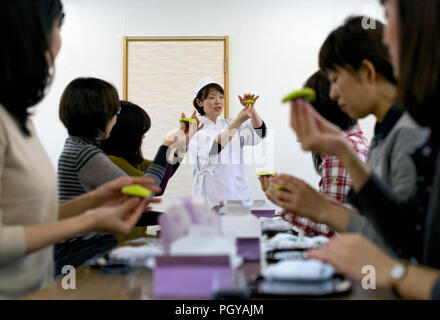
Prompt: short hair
<box><xmin>0</xmin><ymin>0</ymin><xmax>64</xmax><ymax>136</ymax></box>
<box><xmin>101</xmin><ymin>101</ymin><xmax>151</xmax><ymax>166</ymax></box>
<box><xmin>304</xmin><ymin>71</ymin><xmax>357</xmax><ymax>172</ymax></box>
<box><xmin>59</xmin><ymin>77</ymin><xmax>120</xmax><ymax>139</ymax></box>
<box><xmin>192</xmin><ymin>83</ymin><xmax>224</xmax><ymax>116</ymax></box>
<box><xmin>383</xmin><ymin>0</ymin><xmax>440</xmax><ymax>130</ymax></box>
<box><xmin>319</xmin><ymin>16</ymin><xmax>396</xmax><ymax>85</ymax></box>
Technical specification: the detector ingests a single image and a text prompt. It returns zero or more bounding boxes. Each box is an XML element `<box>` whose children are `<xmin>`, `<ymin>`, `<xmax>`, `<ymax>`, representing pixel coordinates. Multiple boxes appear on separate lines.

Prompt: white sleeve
<box><xmin>188</xmin><ymin>130</ymin><xmax>218</xmax><ymax>171</ymax></box>
<box><xmin>239</xmin><ymin>119</ymin><xmax>265</xmax><ymax>146</ymax></box>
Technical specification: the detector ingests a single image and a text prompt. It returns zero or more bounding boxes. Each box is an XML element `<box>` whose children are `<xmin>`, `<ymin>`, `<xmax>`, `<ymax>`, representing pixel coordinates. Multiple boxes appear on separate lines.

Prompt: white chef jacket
<box><xmin>188</xmin><ymin>116</ymin><xmax>266</xmax><ymax>209</ymax></box>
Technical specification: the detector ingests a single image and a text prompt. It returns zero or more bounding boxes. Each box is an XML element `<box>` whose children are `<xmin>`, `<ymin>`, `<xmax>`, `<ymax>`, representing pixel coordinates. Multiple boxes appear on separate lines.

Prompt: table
<box><xmin>23</xmin><ymin>248</ymin><xmax>395</xmax><ymax>300</ymax></box>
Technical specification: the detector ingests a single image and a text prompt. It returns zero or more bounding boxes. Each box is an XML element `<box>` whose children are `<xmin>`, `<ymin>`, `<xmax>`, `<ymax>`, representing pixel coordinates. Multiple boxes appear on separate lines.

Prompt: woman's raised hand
<box><xmin>238</xmin><ymin>93</ymin><xmax>260</xmax><ymax>107</ymax></box>
<box><xmin>290</xmin><ymin>98</ymin><xmax>349</xmax><ymax>157</ymax></box>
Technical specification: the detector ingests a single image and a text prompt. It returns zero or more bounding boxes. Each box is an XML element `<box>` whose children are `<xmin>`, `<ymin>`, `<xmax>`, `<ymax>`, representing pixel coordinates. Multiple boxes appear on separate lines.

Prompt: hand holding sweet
<box><xmin>290</xmin><ymin>99</ymin><xmax>349</xmax><ymax>157</ymax></box>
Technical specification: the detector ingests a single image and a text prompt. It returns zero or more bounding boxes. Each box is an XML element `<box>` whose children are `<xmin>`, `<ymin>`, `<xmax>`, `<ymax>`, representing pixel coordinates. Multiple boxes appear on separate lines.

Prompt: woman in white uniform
<box><xmin>188</xmin><ymin>77</ymin><xmax>267</xmax><ymax>209</ymax></box>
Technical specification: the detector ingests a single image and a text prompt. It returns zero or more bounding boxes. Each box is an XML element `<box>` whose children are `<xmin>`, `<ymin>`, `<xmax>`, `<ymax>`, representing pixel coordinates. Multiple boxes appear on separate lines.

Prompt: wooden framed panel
<box><xmin>123</xmin><ymin>36</ymin><xmax>229</xmax><ymax>210</ymax></box>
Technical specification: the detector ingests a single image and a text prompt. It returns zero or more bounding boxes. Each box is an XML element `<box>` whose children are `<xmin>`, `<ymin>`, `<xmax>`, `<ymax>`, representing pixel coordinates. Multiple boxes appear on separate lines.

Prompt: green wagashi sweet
<box><xmin>121</xmin><ymin>184</ymin><xmax>152</xmax><ymax>197</ymax></box>
<box><xmin>281</xmin><ymin>87</ymin><xmax>316</xmax><ymax>103</ymax></box>
<box><xmin>179</xmin><ymin>118</ymin><xmax>196</xmax><ymax>124</ymax></box>
<box><xmin>256</xmin><ymin>170</ymin><xmax>275</xmax><ymax>177</ymax></box>
<box><xmin>245</xmin><ymin>99</ymin><xmax>255</xmax><ymax>104</ymax></box>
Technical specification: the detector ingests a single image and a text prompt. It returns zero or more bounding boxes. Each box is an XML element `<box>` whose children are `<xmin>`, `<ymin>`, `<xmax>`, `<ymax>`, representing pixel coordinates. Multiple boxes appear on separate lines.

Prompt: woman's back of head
<box><xmin>101</xmin><ymin>101</ymin><xmax>151</xmax><ymax>166</ymax></box>
<box><xmin>59</xmin><ymin>77</ymin><xmax>120</xmax><ymax>139</ymax></box>
<box><xmin>319</xmin><ymin>15</ymin><xmax>396</xmax><ymax>86</ymax></box>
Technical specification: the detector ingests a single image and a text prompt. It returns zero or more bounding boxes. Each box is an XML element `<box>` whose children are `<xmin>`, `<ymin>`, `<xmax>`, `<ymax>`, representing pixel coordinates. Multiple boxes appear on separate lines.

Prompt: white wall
<box><xmin>33</xmin><ymin>0</ymin><xmax>385</xmax><ymax>202</ymax></box>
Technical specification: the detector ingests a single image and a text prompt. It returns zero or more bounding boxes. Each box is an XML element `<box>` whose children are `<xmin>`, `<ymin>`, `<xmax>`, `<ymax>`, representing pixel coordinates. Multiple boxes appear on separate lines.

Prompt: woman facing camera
<box><xmin>188</xmin><ymin>77</ymin><xmax>267</xmax><ymax>209</ymax></box>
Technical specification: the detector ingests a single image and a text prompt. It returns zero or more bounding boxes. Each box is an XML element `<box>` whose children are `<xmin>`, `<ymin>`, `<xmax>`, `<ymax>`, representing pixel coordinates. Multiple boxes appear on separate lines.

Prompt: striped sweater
<box><xmin>58</xmin><ymin>136</ymin><xmax>168</xmax><ymax>203</ymax></box>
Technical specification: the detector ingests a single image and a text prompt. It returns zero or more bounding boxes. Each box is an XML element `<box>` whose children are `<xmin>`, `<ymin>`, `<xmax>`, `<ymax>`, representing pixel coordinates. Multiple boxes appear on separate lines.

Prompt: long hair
<box><xmin>101</xmin><ymin>101</ymin><xmax>152</xmax><ymax>166</ymax></box>
<box><xmin>386</xmin><ymin>0</ymin><xmax>440</xmax><ymax>132</ymax></box>
<box><xmin>0</xmin><ymin>0</ymin><xmax>64</xmax><ymax>135</ymax></box>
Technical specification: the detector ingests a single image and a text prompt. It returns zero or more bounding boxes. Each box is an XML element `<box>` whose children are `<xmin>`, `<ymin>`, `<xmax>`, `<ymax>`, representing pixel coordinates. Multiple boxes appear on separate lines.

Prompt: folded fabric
<box><xmin>262</xmin><ymin>259</ymin><xmax>334</xmax><ymax>281</ymax></box>
<box><xmin>260</xmin><ymin>217</ymin><xmax>292</xmax><ymax>233</ymax></box>
<box><xmin>108</xmin><ymin>245</ymin><xmax>163</xmax><ymax>267</ymax></box>
<box><xmin>269</xmin><ymin>233</ymin><xmax>329</xmax><ymax>250</ymax></box>
<box><xmin>280</xmin><ymin>211</ymin><xmax>337</xmax><ymax>238</ymax></box>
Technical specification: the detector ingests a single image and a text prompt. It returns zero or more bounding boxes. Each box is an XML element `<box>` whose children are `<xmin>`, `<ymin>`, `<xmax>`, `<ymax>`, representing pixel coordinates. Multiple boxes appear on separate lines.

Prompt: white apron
<box><xmin>188</xmin><ymin>116</ymin><xmax>265</xmax><ymax>209</ymax></box>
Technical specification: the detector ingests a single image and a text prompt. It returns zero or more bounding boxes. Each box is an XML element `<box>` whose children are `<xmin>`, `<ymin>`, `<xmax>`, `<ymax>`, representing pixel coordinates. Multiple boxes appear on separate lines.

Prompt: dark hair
<box><xmin>192</xmin><ymin>83</ymin><xmax>224</xmax><ymax>116</ymax></box>
<box><xmin>381</xmin><ymin>0</ymin><xmax>440</xmax><ymax>131</ymax></box>
<box><xmin>101</xmin><ymin>101</ymin><xmax>151</xmax><ymax>166</ymax></box>
<box><xmin>304</xmin><ymin>71</ymin><xmax>358</xmax><ymax>171</ymax></box>
<box><xmin>59</xmin><ymin>77</ymin><xmax>120</xmax><ymax>139</ymax></box>
<box><xmin>319</xmin><ymin>16</ymin><xmax>396</xmax><ymax>86</ymax></box>
<box><xmin>0</xmin><ymin>0</ymin><xmax>64</xmax><ymax>135</ymax></box>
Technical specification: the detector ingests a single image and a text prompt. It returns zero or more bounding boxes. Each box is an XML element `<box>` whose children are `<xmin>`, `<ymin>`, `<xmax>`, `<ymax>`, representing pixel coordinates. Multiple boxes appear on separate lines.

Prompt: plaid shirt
<box><xmin>282</xmin><ymin>124</ymin><xmax>369</xmax><ymax>237</ymax></box>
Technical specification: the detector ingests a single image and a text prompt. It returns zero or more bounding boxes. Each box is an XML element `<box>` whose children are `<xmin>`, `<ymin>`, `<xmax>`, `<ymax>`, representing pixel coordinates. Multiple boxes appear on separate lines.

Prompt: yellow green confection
<box><xmin>281</xmin><ymin>87</ymin><xmax>316</xmax><ymax>103</ymax></box>
<box><xmin>121</xmin><ymin>184</ymin><xmax>152</xmax><ymax>197</ymax></box>
<box><xmin>256</xmin><ymin>170</ymin><xmax>275</xmax><ymax>177</ymax></box>
<box><xmin>180</xmin><ymin>118</ymin><xmax>196</xmax><ymax>124</ymax></box>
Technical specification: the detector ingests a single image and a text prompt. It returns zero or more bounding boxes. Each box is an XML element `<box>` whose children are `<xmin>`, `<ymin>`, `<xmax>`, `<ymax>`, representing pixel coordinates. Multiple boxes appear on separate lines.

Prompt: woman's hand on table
<box><xmin>307</xmin><ymin>234</ymin><xmax>397</xmax><ymax>290</ymax></box>
<box><xmin>266</xmin><ymin>174</ymin><xmax>329</xmax><ymax>222</ymax></box>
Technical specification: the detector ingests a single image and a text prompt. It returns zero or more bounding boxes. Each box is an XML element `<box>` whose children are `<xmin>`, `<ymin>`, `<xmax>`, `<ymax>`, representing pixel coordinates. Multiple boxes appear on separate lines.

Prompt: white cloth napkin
<box><xmin>109</xmin><ymin>245</ymin><xmax>163</xmax><ymax>268</ymax></box>
<box><xmin>269</xmin><ymin>233</ymin><xmax>329</xmax><ymax>249</ymax></box>
<box><xmin>262</xmin><ymin>259</ymin><xmax>334</xmax><ymax>281</ymax></box>
<box><xmin>260</xmin><ymin>217</ymin><xmax>292</xmax><ymax>232</ymax></box>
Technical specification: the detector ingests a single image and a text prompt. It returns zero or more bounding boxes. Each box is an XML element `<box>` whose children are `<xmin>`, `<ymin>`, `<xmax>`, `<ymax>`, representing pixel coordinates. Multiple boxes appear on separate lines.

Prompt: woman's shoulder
<box><xmin>107</xmin><ymin>154</ymin><xmax>127</xmax><ymax>165</ymax></box>
<box><xmin>107</xmin><ymin>155</ymin><xmax>145</xmax><ymax>176</ymax></box>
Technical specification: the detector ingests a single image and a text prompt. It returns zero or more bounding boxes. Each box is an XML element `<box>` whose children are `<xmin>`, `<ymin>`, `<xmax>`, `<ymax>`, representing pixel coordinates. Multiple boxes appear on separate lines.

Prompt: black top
<box><xmin>372</xmin><ymin>103</ymin><xmax>404</xmax><ymax>143</ymax></box>
<box><xmin>348</xmin><ymin>131</ymin><xmax>439</xmax><ymax>266</ymax></box>
<box><xmin>432</xmin><ymin>278</ymin><xmax>440</xmax><ymax>300</ymax></box>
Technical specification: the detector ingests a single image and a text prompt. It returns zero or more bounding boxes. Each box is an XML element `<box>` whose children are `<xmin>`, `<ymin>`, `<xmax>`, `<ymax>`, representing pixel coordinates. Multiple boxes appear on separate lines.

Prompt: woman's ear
<box><xmin>196</xmin><ymin>98</ymin><xmax>204</xmax><ymax>108</ymax></box>
<box><xmin>360</xmin><ymin>59</ymin><xmax>377</xmax><ymax>84</ymax></box>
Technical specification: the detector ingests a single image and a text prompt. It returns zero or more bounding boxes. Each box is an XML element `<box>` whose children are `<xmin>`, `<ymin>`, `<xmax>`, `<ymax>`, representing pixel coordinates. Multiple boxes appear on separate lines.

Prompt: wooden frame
<box><xmin>123</xmin><ymin>36</ymin><xmax>230</xmax><ymax>118</ymax></box>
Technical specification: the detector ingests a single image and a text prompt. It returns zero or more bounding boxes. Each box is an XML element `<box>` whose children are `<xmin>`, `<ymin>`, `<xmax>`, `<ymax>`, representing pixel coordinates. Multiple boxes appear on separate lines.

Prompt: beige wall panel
<box><xmin>127</xmin><ymin>40</ymin><xmax>225</xmax><ymax>210</ymax></box>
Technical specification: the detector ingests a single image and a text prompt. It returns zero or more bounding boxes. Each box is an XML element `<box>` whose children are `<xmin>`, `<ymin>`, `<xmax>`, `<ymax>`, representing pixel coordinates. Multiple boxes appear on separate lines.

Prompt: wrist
<box><xmin>87</xmin><ymin>190</ymin><xmax>100</xmax><ymax>209</ymax></box>
<box><xmin>163</xmin><ymin>140</ymin><xmax>173</xmax><ymax>147</ymax></box>
<box><xmin>79</xmin><ymin>211</ymin><xmax>98</xmax><ymax>233</ymax></box>
<box><xmin>316</xmin><ymin>200</ymin><xmax>331</xmax><ymax>224</ymax></box>
<box><xmin>333</xmin><ymin>139</ymin><xmax>354</xmax><ymax>161</ymax></box>
<box><xmin>231</xmin><ymin>118</ymin><xmax>243</xmax><ymax>130</ymax></box>
<box><xmin>383</xmin><ymin>258</ymin><xmax>406</xmax><ymax>291</ymax></box>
